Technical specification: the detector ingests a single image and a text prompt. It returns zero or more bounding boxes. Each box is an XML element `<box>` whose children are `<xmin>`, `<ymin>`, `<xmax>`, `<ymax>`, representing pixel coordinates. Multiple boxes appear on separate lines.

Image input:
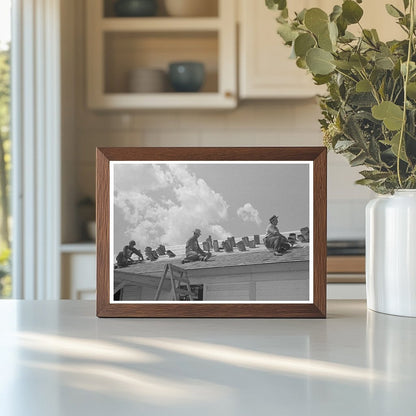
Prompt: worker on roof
<box><xmin>123</xmin><ymin>240</ymin><xmax>144</xmax><ymax>262</ymax></box>
<box><xmin>264</xmin><ymin>215</ymin><xmax>290</xmax><ymax>255</ymax></box>
<box><xmin>182</xmin><ymin>228</ymin><xmax>211</xmax><ymax>263</ymax></box>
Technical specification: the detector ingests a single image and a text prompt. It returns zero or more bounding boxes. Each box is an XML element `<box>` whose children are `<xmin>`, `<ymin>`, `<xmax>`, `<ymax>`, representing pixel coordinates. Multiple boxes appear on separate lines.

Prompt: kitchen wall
<box><xmin>61</xmin><ymin>0</ymin><xmax>374</xmax><ymax>243</ymax></box>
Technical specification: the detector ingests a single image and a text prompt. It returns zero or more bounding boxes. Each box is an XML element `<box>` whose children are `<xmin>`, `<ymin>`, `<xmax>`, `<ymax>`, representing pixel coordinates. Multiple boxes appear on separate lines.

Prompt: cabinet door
<box><xmin>239</xmin><ymin>0</ymin><xmax>326</xmax><ymax>99</ymax></box>
<box><xmin>239</xmin><ymin>0</ymin><xmax>404</xmax><ymax>99</ymax></box>
<box><xmin>62</xmin><ymin>253</ymin><xmax>96</xmax><ymax>300</ymax></box>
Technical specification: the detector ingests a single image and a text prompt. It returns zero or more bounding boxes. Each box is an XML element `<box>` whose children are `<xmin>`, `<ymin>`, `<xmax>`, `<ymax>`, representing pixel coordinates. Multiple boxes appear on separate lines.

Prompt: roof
<box><xmin>115</xmin><ymin>244</ymin><xmax>309</xmax><ymax>277</ymax></box>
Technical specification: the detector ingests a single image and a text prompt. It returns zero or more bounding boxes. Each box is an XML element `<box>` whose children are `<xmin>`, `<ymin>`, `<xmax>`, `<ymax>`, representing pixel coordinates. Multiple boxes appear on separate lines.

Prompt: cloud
<box><xmin>237</xmin><ymin>203</ymin><xmax>262</xmax><ymax>225</ymax></box>
<box><xmin>114</xmin><ymin>163</ymin><xmax>173</xmax><ymax>193</ymax></box>
<box><xmin>114</xmin><ymin>164</ymin><xmax>230</xmax><ymax>248</ymax></box>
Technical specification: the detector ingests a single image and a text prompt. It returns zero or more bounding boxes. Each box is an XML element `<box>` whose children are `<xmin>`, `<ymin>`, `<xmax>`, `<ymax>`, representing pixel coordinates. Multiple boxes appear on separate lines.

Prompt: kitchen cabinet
<box><xmin>238</xmin><ymin>0</ymin><xmax>325</xmax><ymax>99</ymax></box>
<box><xmin>86</xmin><ymin>0</ymin><xmax>237</xmax><ymax>109</ymax></box>
<box><xmin>61</xmin><ymin>244</ymin><xmax>96</xmax><ymax>300</ymax></box>
<box><xmin>327</xmin><ymin>256</ymin><xmax>366</xmax><ymax>300</ymax></box>
<box><xmin>86</xmin><ymin>0</ymin><xmax>404</xmax><ymax>108</ymax></box>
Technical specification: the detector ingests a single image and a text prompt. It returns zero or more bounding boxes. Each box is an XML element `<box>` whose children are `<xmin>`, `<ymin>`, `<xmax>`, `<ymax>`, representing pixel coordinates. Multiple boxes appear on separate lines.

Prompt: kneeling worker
<box><xmin>182</xmin><ymin>229</ymin><xmax>211</xmax><ymax>263</ymax></box>
<box><xmin>124</xmin><ymin>240</ymin><xmax>144</xmax><ymax>263</ymax></box>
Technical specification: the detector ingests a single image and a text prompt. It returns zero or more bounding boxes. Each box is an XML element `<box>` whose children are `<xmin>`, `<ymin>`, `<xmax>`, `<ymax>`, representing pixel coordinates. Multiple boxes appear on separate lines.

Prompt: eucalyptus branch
<box><xmin>359</xmin><ymin>69</ymin><xmax>381</xmax><ymax>104</ymax></box>
<box><xmin>397</xmin><ymin>0</ymin><xmax>415</xmax><ymax>188</ymax></box>
<box><xmin>398</xmin><ymin>24</ymin><xmax>410</xmax><ymax>35</ymax></box>
<box><xmin>267</xmin><ymin>0</ymin><xmax>416</xmax><ymax>192</ymax></box>
<box><xmin>359</xmin><ymin>22</ymin><xmax>378</xmax><ymax>49</ymax></box>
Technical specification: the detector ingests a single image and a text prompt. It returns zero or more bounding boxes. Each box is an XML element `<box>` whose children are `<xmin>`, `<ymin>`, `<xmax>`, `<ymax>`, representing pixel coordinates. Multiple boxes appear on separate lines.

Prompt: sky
<box><xmin>112</xmin><ymin>162</ymin><xmax>310</xmax><ymax>254</ymax></box>
<box><xmin>0</xmin><ymin>0</ymin><xmax>11</xmax><ymax>50</ymax></box>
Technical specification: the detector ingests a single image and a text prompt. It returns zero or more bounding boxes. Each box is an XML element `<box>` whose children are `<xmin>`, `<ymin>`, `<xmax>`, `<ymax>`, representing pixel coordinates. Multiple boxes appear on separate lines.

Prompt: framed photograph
<box><xmin>96</xmin><ymin>147</ymin><xmax>327</xmax><ymax>318</ymax></box>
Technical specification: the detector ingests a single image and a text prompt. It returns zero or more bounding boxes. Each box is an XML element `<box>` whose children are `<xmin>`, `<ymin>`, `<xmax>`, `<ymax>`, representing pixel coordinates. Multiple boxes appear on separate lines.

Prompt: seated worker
<box><xmin>123</xmin><ymin>240</ymin><xmax>144</xmax><ymax>263</ymax></box>
<box><xmin>182</xmin><ymin>228</ymin><xmax>211</xmax><ymax>263</ymax></box>
<box><xmin>115</xmin><ymin>251</ymin><xmax>129</xmax><ymax>268</ymax></box>
<box><xmin>264</xmin><ymin>215</ymin><xmax>291</xmax><ymax>255</ymax></box>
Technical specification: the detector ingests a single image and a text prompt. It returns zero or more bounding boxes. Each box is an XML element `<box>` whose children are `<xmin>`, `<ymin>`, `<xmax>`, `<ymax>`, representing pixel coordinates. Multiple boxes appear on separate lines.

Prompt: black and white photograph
<box><xmin>110</xmin><ymin>161</ymin><xmax>313</xmax><ymax>303</ymax></box>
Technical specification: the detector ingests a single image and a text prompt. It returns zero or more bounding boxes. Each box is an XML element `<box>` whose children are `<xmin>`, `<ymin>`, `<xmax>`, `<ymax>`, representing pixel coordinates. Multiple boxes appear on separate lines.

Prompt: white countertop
<box><xmin>0</xmin><ymin>300</ymin><xmax>415</xmax><ymax>415</ymax></box>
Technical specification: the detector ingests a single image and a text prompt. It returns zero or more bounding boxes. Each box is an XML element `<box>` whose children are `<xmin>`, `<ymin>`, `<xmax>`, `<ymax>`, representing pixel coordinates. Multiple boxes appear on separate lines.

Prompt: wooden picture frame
<box><xmin>96</xmin><ymin>147</ymin><xmax>327</xmax><ymax>318</ymax></box>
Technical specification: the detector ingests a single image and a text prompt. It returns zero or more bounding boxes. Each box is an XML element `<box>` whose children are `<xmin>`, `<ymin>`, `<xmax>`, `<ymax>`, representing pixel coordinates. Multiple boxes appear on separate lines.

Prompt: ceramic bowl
<box><xmin>114</xmin><ymin>0</ymin><xmax>158</xmax><ymax>17</ymax></box>
<box><xmin>168</xmin><ymin>62</ymin><xmax>205</xmax><ymax>92</ymax></box>
<box><xmin>128</xmin><ymin>68</ymin><xmax>167</xmax><ymax>93</ymax></box>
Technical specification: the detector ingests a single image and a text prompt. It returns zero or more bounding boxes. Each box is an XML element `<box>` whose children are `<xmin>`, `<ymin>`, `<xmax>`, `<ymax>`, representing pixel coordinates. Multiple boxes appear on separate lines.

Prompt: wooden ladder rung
<box><xmin>155</xmin><ymin>263</ymin><xmax>196</xmax><ymax>301</ymax></box>
<box><xmin>174</xmin><ymin>276</ymin><xmax>191</xmax><ymax>284</ymax></box>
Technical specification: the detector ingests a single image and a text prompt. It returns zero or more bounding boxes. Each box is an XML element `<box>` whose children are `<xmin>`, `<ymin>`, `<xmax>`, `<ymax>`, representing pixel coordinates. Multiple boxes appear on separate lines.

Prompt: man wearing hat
<box><xmin>264</xmin><ymin>215</ymin><xmax>290</xmax><ymax>255</ymax></box>
<box><xmin>123</xmin><ymin>240</ymin><xmax>144</xmax><ymax>263</ymax></box>
<box><xmin>182</xmin><ymin>228</ymin><xmax>211</xmax><ymax>263</ymax></box>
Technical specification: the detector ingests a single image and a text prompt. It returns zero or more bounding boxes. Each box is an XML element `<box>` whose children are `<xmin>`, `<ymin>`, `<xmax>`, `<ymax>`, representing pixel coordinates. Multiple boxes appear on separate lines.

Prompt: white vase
<box><xmin>366</xmin><ymin>190</ymin><xmax>416</xmax><ymax>317</ymax></box>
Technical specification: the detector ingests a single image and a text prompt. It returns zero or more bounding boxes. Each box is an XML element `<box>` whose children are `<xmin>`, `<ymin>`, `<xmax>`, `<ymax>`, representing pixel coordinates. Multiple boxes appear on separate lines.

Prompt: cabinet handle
<box><xmin>225</xmin><ymin>91</ymin><xmax>234</xmax><ymax>99</ymax></box>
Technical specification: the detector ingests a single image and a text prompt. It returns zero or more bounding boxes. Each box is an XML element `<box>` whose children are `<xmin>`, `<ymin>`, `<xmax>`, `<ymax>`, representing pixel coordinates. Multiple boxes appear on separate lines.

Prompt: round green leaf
<box><xmin>318</xmin><ymin>28</ymin><xmax>333</xmax><ymax>52</ymax></box>
<box><xmin>336</xmin><ymin>15</ymin><xmax>348</xmax><ymax>36</ymax></box>
<box><xmin>313</xmin><ymin>74</ymin><xmax>332</xmax><ymax>85</ymax></box>
<box><xmin>350</xmin><ymin>54</ymin><xmax>368</xmax><ymax>70</ymax></box>
<box><xmin>375</xmin><ymin>56</ymin><xmax>395</xmax><ymax>70</ymax></box>
<box><xmin>266</xmin><ymin>0</ymin><xmax>287</xmax><ymax>11</ymax></box>
<box><xmin>371</xmin><ymin>29</ymin><xmax>380</xmax><ymax>42</ymax></box>
<box><xmin>294</xmin><ymin>33</ymin><xmax>316</xmax><ymax>58</ymax></box>
<box><xmin>356</xmin><ymin>79</ymin><xmax>372</xmax><ymax>92</ymax></box>
<box><xmin>383</xmin><ymin>133</ymin><xmax>408</xmax><ymax>162</ymax></box>
<box><xmin>296</xmin><ymin>57</ymin><xmax>308</xmax><ymax>69</ymax></box>
<box><xmin>296</xmin><ymin>8</ymin><xmax>307</xmax><ymax>23</ymax></box>
<box><xmin>304</xmin><ymin>8</ymin><xmax>329</xmax><ymax>35</ymax></box>
<box><xmin>277</xmin><ymin>23</ymin><xmax>298</xmax><ymax>43</ymax></box>
<box><xmin>342</xmin><ymin>0</ymin><xmax>364</xmax><ymax>24</ymax></box>
<box><xmin>318</xmin><ymin>22</ymin><xmax>338</xmax><ymax>52</ymax></box>
<box><xmin>407</xmin><ymin>82</ymin><xmax>416</xmax><ymax>99</ymax></box>
<box><xmin>306</xmin><ymin>48</ymin><xmax>335</xmax><ymax>75</ymax></box>
<box><xmin>371</xmin><ymin>101</ymin><xmax>404</xmax><ymax>131</ymax></box>
<box><xmin>339</xmin><ymin>31</ymin><xmax>356</xmax><ymax>42</ymax></box>
<box><xmin>333</xmin><ymin>60</ymin><xmax>352</xmax><ymax>70</ymax></box>
<box><xmin>330</xmin><ymin>5</ymin><xmax>342</xmax><ymax>22</ymax></box>
<box><xmin>328</xmin><ymin>21</ymin><xmax>338</xmax><ymax>43</ymax></box>
<box><xmin>385</xmin><ymin>4</ymin><xmax>403</xmax><ymax>18</ymax></box>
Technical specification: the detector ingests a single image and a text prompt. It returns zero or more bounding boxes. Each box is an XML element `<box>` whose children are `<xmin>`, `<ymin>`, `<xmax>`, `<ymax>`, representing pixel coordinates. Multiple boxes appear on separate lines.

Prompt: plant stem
<box><xmin>390</xmin><ymin>79</ymin><xmax>398</xmax><ymax>101</ymax></box>
<box><xmin>334</xmin><ymin>68</ymin><xmax>358</xmax><ymax>84</ymax></box>
<box><xmin>359</xmin><ymin>69</ymin><xmax>381</xmax><ymax>104</ymax></box>
<box><xmin>397</xmin><ymin>0</ymin><xmax>415</xmax><ymax>188</ymax></box>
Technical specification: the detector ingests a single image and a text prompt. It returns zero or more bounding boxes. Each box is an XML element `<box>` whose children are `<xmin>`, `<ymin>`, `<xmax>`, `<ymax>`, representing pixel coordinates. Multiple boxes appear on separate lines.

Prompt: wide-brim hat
<box><xmin>269</xmin><ymin>215</ymin><xmax>278</xmax><ymax>222</ymax></box>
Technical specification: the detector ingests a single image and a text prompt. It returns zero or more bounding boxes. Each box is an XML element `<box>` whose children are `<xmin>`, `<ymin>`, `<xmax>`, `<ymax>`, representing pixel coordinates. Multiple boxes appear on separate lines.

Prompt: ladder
<box><xmin>154</xmin><ymin>263</ymin><xmax>196</xmax><ymax>301</ymax></box>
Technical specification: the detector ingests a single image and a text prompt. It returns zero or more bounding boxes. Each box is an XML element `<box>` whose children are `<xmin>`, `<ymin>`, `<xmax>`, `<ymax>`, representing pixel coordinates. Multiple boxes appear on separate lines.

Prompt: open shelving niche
<box><xmin>86</xmin><ymin>0</ymin><xmax>237</xmax><ymax>109</ymax></box>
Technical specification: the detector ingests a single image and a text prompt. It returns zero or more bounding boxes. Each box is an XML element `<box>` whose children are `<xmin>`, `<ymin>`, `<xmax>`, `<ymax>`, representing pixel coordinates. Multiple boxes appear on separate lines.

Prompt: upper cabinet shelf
<box><xmin>86</xmin><ymin>0</ymin><xmax>237</xmax><ymax>110</ymax></box>
<box><xmin>101</xmin><ymin>17</ymin><xmax>221</xmax><ymax>32</ymax></box>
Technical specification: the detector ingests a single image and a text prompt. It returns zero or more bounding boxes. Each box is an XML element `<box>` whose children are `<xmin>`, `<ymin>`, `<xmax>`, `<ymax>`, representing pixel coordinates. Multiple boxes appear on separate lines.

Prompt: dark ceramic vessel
<box><xmin>114</xmin><ymin>0</ymin><xmax>158</xmax><ymax>17</ymax></box>
<box><xmin>168</xmin><ymin>62</ymin><xmax>205</xmax><ymax>92</ymax></box>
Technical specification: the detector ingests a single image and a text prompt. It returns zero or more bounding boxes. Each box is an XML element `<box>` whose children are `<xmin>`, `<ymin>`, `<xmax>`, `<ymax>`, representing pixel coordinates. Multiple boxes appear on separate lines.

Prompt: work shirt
<box><xmin>186</xmin><ymin>235</ymin><xmax>204</xmax><ymax>255</ymax></box>
<box><xmin>266</xmin><ymin>223</ymin><xmax>280</xmax><ymax>237</ymax></box>
<box><xmin>123</xmin><ymin>245</ymin><xmax>142</xmax><ymax>259</ymax></box>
